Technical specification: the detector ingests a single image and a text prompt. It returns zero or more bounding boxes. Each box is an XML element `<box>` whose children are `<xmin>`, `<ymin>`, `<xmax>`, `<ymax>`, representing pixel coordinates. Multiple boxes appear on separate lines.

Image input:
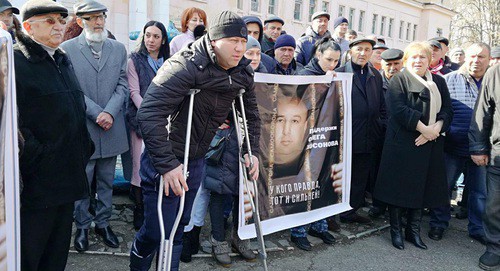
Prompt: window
<box><xmin>358</xmin><ymin>10</ymin><xmax>365</xmax><ymax>32</ymax></box>
<box><xmin>309</xmin><ymin>0</ymin><xmax>317</xmax><ymax>20</ymax></box>
<box><xmin>268</xmin><ymin>0</ymin><xmax>277</xmax><ymax>14</ymax></box>
<box><xmin>349</xmin><ymin>8</ymin><xmax>355</xmax><ymax>28</ymax></box>
<box><xmin>406</xmin><ymin>22</ymin><xmax>411</xmax><ymax>40</ymax></box>
<box><xmin>322</xmin><ymin>1</ymin><xmax>329</xmax><ymax>12</ymax></box>
<box><xmin>399</xmin><ymin>20</ymin><xmax>404</xmax><ymax>39</ymax></box>
<box><xmin>380</xmin><ymin>16</ymin><xmax>386</xmax><ymax>36</ymax></box>
<box><xmin>388</xmin><ymin>18</ymin><xmax>394</xmax><ymax>38</ymax></box>
<box><xmin>251</xmin><ymin>0</ymin><xmax>260</xmax><ymax>12</ymax></box>
<box><xmin>371</xmin><ymin>14</ymin><xmax>378</xmax><ymax>34</ymax></box>
<box><xmin>338</xmin><ymin>5</ymin><xmax>345</xmax><ymax>17</ymax></box>
<box><xmin>237</xmin><ymin>0</ymin><xmax>243</xmax><ymax>9</ymax></box>
<box><xmin>413</xmin><ymin>24</ymin><xmax>417</xmax><ymax>41</ymax></box>
<box><xmin>294</xmin><ymin>0</ymin><xmax>303</xmax><ymax>20</ymax></box>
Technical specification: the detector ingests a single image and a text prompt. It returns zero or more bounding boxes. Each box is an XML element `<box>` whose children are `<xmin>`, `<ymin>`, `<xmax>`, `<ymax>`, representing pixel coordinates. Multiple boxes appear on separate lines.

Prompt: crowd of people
<box><xmin>2</xmin><ymin>0</ymin><xmax>500</xmax><ymax>270</ymax></box>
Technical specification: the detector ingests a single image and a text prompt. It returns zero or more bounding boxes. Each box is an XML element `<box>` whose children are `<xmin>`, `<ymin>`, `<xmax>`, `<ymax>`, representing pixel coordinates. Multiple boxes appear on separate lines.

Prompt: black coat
<box><xmin>336</xmin><ymin>62</ymin><xmax>387</xmax><ymax>154</ymax></box>
<box><xmin>374</xmin><ymin>69</ymin><xmax>453</xmax><ymax>208</ymax></box>
<box><xmin>137</xmin><ymin>35</ymin><xmax>261</xmax><ymax>175</ymax></box>
<box><xmin>15</xmin><ymin>33</ymin><xmax>93</xmax><ymax>209</ymax></box>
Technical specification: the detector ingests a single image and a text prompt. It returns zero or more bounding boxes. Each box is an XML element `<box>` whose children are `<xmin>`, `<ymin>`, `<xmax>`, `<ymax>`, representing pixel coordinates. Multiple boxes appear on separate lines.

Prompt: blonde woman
<box><xmin>374</xmin><ymin>42</ymin><xmax>453</xmax><ymax>250</ymax></box>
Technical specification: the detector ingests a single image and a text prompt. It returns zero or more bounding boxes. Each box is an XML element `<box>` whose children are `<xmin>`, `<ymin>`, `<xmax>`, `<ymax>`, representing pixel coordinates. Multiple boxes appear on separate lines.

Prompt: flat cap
<box><xmin>491</xmin><ymin>46</ymin><xmax>500</xmax><ymax>58</ymax></box>
<box><xmin>264</xmin><ymin>15</ymin><xmax>284</xmax><ymax>26</ymax></box>
<box><xmin>430</xmin><ymin>36</ymin><xmax>449</xmax><ymax>46</ymax></box>
<box><xmin>427</xmin><ymin>40</ymin><xmax>442</xmax><ymax>49</ymax></box>
<box><xmin>0</xmin><ymin>0</ymin><xmax>19</xmax><ymax>14</ymax></box>
<box><xmin>381</xmin><ymin>49</ymin><xmax>404</xmax><ymax>61</ymax></box>
<box><xmin>74</xmin><ymin>0</ymin><xmax>107</xmax><ymax>17</ymax></box>
<box><xmin>311</xmin><ymin>11</ymin><xmax>330</xmax><ymax>21</ymax></box>
<box><xmin>349</xmin><ymin>37</ymin><xmax>376</xmax><ymax>48</ymax></box>
<box><xmin>373</xmin><ymin>43</ymin><xmax>388</xmax><ymax>50</ymax></box>
<box><xmin>21</xmin><ymin>0</ymin><xmax>68</xmax><ymax>21</ymax></box>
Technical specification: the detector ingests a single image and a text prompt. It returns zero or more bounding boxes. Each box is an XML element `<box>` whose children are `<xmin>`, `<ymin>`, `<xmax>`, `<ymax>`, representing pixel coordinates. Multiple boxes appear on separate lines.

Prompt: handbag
<box><xmin>205</xmin><ymin>127</ymin><xmax>233</xmax><ymax>166</ymax></box>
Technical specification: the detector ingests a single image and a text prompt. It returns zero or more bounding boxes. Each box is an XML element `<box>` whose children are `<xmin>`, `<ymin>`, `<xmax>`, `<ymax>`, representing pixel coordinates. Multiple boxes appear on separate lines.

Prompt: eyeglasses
<box><xmin>81</xmin><ymin>14</ymin><xmax>107</xmax><ymax>22</ymax></box>
<box><xmin>28</xmin><ymin>17</ymin><xmax>67</xmax><ymax>25</ymax></box>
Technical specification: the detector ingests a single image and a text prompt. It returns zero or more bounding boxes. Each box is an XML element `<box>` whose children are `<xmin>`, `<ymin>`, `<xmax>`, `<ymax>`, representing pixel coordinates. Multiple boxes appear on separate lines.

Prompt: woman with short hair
<box><xmin>374</xmin><ymin>42</ymin><xmax>453</xmax><ymax>250</ymax></box>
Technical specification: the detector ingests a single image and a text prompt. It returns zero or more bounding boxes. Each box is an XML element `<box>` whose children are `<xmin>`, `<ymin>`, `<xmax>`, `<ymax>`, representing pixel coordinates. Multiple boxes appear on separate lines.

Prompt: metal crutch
<box><xmin>231</xmin><ymin>89</ymin><xmax>268</xmax><ymax>271</ymax></box>
<box><xmin>157</xmin><ymin>89</ymin><xmax>200</xmax><ymax>271</ymax></box>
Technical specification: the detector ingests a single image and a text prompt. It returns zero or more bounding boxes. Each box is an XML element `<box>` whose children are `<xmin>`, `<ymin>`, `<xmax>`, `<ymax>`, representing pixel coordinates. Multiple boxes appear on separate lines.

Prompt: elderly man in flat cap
<box><xmin>261</xmin><ymin>15</ymin><xmax>284</xmax><ymax>53</ymax></box>
<box><xmin>15</xmin><ymin>0</ymin><xmax>94</xmax><ymax>270</ymax></box>
<box><xmin>61</xmin><ymin>0</ymin><xmax>128</xmax><ymax>252</ymax></box>
<box><xmin>430</xmin><ymin>36</ymin><xmax>460</xmax><ymax>72</ymax></box>
<box><xmin>336</xmin><ymin>38</ymin><xmax>386</xmax><ymax>225</ymax></box>
<box><xmin>295</xmin><ymin>11</ymin><xmax>331</xmax><ymax>66</ymax></box>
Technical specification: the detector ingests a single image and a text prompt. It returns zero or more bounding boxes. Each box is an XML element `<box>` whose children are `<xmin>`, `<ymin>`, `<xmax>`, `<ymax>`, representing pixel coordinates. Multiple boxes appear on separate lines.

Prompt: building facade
<box><xmin>11</xmin><ymin>0</ymin><xmax>455</xmax><ymax>51</ymax></box>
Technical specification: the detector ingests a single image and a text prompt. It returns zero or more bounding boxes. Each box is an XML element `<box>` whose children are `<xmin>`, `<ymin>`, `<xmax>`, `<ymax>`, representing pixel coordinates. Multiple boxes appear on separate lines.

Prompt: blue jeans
<box><xmin>290</xmin><ymin>219</ymin><xmax>328</xmax><ymax>238</ymax></box>
<box><xmin>132</xmin><ymin>151</ymin><xmax>205</xmax><ymax>267</ymax></box>
<box><xmin>184</xmin><ymin>181</ymin><xmax>210</xmax><ymax>232</ymax></box>
<box><xmin>429</xmin><ymin>152</ymin><xmax>487</xmax><ymax>236</ymax></box>
<box><xmin>484</xmin><ymin>167</ymin><xmax>500</xmax><ymax>255</ymax></box>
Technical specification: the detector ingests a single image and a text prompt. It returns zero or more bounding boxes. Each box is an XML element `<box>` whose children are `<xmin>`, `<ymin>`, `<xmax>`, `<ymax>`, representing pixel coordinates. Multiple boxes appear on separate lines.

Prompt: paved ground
<box><xmin>66</xmin><ymin>193</ymin><xmax>486</xmax><ymax>271</ymax></box>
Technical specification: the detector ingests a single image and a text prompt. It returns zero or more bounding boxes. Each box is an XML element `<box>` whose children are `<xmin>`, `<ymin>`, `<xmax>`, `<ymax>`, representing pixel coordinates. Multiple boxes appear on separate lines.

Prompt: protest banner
<box><xmin>0</xmin><ymin>30</ymin><xmax>21</xmax><ymax>271</ymax></box>
<box><xmin>238</xmin><ymin>72</ymin><xmax>353</xmax><ymax>239</ymax></box>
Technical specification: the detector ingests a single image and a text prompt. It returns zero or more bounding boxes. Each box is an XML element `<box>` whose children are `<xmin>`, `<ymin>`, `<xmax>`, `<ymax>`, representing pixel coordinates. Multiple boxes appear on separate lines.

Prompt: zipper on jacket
<box><xmin>229</xmin><ymin>75</ymin><xmax>232</xmax><ymax>85</ymax></box>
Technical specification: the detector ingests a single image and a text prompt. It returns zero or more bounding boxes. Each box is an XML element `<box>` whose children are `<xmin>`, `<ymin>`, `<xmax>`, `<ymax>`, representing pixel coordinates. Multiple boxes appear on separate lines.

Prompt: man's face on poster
<box><xmin>275</xmin><ymin>98</ymin><xmax>308</xmax><ymax>164</ymax></box>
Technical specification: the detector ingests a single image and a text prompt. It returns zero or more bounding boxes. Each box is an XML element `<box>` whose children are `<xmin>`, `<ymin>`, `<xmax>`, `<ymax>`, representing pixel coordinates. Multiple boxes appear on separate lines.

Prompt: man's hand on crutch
<box><xmin>162</xmin><ymin>164</ymin><xmax>188</xmax><ymax>196</ymax></box>
<box><xmin>243</xmin><ymin>154</ymin><xmax>259</xmax><ymax>181</ymax></box>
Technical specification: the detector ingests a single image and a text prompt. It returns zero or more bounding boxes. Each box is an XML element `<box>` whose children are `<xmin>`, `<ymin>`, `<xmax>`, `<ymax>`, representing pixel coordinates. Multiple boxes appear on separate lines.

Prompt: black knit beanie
<box><xmin>208</xmin><ymin>11</ymin><xmax>247</xmax><ymax>41</ymax></box>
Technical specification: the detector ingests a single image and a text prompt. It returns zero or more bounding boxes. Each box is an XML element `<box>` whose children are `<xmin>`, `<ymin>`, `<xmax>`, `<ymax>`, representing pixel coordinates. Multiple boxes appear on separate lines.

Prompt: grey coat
<box><xmin>61</xmin><ymin>33</ymin><xmax>129</xmax><ymax>159</ymax></box>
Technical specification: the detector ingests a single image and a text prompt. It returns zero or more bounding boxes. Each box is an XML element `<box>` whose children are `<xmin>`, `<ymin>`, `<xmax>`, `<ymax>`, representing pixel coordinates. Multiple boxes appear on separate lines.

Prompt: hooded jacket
<box><xmin>137</xmin><ymin>35</ymin><xmax>261</xmax><ymax>175</ymax></box>
<box><xmin>242</xmin><ymin>15</ymin><xmax>274</xmax><ymax>73</ymax></box>
<box><xmin>295</xmin><ymin>26</ymin><xmax>331</xmax><ymax>66</ymax></box>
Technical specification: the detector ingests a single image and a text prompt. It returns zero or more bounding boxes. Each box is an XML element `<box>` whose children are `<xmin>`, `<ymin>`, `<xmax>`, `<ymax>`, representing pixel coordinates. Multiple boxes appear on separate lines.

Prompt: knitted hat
<box><xmin>21</xmin><ymin>0</ymin><xmax>68</xmax><ymax>21</ymax></box>
<box><xmin>73</xmin><ymin>0</ymin><xmax>108</xmax><ymax>17</ymax></box>
<box><xmin>333</xmin><ymin>16</ymin><xmax>348</xmax><ymax>29</ymax></box>
<box><xmin>0</xmin><ymin>0</ymin><xmax>19</xmax><ymax>14</ymax></box>
<box><xmin>246</xmin><ymin>36</ymin><xmax>261</xmax><ymax>50</ymax></box>
<box><xmin>208</xmin><ymin>11</ymin><xmax>247</xmax><ymax>41</ymax></box>
<box><xmin>274</xmin><ymin>34</ymin><xmax>296</xmax><ymax>49</ymax></box>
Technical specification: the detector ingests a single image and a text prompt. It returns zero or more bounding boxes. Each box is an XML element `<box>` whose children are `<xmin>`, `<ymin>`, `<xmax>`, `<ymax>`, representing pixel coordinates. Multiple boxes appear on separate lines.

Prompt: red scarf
<box><xmin>429</xmin><ymin>58</ymin><xmax>445</xmax><ymax>75</ymax></box>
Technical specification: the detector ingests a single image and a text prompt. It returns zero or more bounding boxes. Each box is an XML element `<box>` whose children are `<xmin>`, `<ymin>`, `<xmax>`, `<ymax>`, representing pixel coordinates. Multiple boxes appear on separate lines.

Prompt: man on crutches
<box><xmin>129</xmin><ymin>11</ymin><xmax>261</xmax><ymax>271</ymax></box>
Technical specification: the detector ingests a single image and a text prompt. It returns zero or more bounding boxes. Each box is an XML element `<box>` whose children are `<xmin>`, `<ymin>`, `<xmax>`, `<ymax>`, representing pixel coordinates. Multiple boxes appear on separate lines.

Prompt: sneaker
<box><xmin>210</xmin><ymin>236</ymin><xmax>231</xmax><ymax>267</ymax></box>
<box><xmin>479</xmin><ymin>251</ymin><xmax>500</xmax><ymax>271</ymax></box>
<box><xmin>290</xmin><ymin>236</ymin><xmax>312</xmax><ymax>251</ymax></box>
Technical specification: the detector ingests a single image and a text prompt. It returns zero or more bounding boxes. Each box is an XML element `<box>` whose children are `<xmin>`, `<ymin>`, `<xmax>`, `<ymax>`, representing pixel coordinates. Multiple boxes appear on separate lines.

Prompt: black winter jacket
<box><xmin>336</xmin><ymin>61</ymin><xmax>387</xmax><ymax>153</ymax></box>
<box><xmin>15</xmin><ymin>33</ymin><xmax>93</xmax><ymax>209</ymax></box>
<box><xmin>137</xmin><ymin>35</ymin><xmax>261</xmax><ymax>175</ymax></box>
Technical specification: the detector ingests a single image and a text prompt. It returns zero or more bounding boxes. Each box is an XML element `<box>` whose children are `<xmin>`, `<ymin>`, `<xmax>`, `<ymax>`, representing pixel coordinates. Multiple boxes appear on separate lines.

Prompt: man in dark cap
<box><xmin>430</xmin><ymin>36</ymin><xmax>460</xmax><ymax>71</ymax></box>
<box><xmin>269</xmin><ymin>34</ymin><xmax>303</xmax><ymax>74</ymax></box>
<box><xmin>0</xmin><ymin>0</ymin><xmax>18</xmax><ymax>37</ymax></box>
<box><xmin>295</xmin><ymin>11</ymin><xmax>330</xmax><ymax>66</ymax></box>
<box><xmin>369</xmin><ymin>43</ymin><xmax>388</xmax><ymax>71</ymax></box>
<box><xmin>261</xmin><ymin>15</ymin><xmax>284</xmax><ymax>53</ymax></box>
<box><xmin>379</xmin><ymin>48</ymin><xmax>403</xmax><ymax>92</ymax></box>
<box><xmin>15</xmin><ymin>0</ymin><xmax>94</xmax><ymax>270</ymax></box>
<box><xmin>130</xmin><ymin>11</ymin><xmax>260</xmax><ymax>270</ymax></box>
<box><xmin>428</xmin><ymin>39</ymin><xmax>454</xmax><ymax>75</ymax></box>
<box><xmin>331</xmin><ymin>16</ymin><xmax>350</xmax><ymax>56</ymax></box>
<box><xmin>61</xmin><ymin>0</ymin><xmax>129</xmax><ymax>252</ymax></box>
<box><xmin>336</xmin><ymin>38</ymin><xmax>386</xmax><ymax>225</ymax></box>
<box><xmin>490</xmin><ymin>46</ymin><xmax>500</xmax><ymax>66</ymax></box>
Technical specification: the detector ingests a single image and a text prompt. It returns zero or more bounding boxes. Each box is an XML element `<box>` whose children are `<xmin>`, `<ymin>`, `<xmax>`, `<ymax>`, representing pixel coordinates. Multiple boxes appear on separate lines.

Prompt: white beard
<box><xmin>82</xmin><ymin>21</ymin><xmax>108</xmax><ymax>43</ymax></box>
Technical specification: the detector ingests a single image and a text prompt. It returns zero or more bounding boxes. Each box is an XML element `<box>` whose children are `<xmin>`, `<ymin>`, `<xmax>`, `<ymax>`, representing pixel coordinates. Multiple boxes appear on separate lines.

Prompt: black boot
<box><xmin>190</xmin><ymin>226</ymin><xmax>201</xmax><ymax>255</ymax></box>
<box><xmin>131</xmin><ymin>185</ymin><xmax>144</xmax><ymax>230</ymax></box>
<box><xmin>388</xmin><ymin>206</ymin><xmax>404</xmax><ymax>250</ymax></box>
<box><xmin>180</xmin><ymin>226</ymin><xmax>202</xmax><ymax>263</ymax></box>
<box><xmin>405</xmin><ymin>208</ymin><xmax>427</xmax><ymax>250</ymax></box>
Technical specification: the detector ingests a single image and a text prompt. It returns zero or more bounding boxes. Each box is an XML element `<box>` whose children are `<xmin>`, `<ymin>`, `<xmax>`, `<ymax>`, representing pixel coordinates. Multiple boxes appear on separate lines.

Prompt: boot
<box><xmin>129</xmin><ymin>241</ymin><xmax>155</xmax><ymax>271</ymax></box>
<box><xmin>180</xmin><ymin>226</ymin><xmax>202</xmax><ymax>263</ymax></box>
<box><xmin>131</xmin><ymin>185</ymin><xmax>144</xmax><ymax>230</ymax></box>
<box><xmin>210</xmin><ymin>235</ymin><xmax>232</xmax><ymax>267</ymax></box>
<box><xmin>231</xmin><ymin>229</ymin><xmax>256</xmax><ymax>261</ymax></box>
<box><xmin>405</xmin><ymin>208</ymin><xmax>427</xmax><ymax>250</ymax></box>
<box><xmin>388</xmin><ymin>206</ymin><xmax>404</xmax><ymax>250</ymax></box>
